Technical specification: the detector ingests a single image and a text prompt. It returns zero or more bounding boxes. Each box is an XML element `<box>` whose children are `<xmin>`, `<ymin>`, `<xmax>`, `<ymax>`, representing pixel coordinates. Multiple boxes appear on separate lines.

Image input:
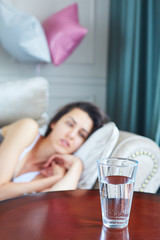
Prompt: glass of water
<box><xmin>97</xmin><ymin>157</ymin><xmax>138</xmax><ymax>229</ymax></box>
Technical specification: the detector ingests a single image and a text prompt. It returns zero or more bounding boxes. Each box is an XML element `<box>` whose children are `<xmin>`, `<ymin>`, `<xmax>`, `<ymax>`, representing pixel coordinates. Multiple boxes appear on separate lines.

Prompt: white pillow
<box><xmin>0</xmin><ymin>0</ymin><xmax>51</xmax><ymax>63</ymax></box>
<box><xmin>0</xmin><ymin>77</ymin><xmax>49</xmax><ymax>128</ymax></box>
<box><xmin>74</xmin><ymin>122</ymin><xmax>119</xmax><ymax>189</ymax></box>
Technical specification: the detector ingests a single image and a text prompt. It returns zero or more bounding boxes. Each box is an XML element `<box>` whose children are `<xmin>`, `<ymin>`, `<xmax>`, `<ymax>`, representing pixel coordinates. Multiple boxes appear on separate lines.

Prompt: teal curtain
<box><xmin>107</xmin><ymin>0</ymin><xmax>160</xmax><ymax>146</ymax></box>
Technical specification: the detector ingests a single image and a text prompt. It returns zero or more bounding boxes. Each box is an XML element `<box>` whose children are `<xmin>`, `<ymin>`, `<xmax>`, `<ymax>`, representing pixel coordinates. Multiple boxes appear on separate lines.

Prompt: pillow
<box><xmin>42</xmin><ymin>3</ymin><xmax>88</xmax><ymax>66</ymax></box>
<box><xmin>74</xmin><ymin>122</ymin><xmax>119</xmax><ymax>189</ymax></box>
<box><xmin>0</xmin><ymin>77</ymin><xmax>49</xmax><ymax>128</ymax></box>
<box><xmin>0</xmin><ymin>0</ymin><xmax>51</xmax><ymax>63</ymax></box>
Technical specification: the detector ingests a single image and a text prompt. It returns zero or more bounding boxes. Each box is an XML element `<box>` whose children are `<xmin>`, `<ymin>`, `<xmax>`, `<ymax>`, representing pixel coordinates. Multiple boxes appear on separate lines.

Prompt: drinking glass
<box><xmin>97</xmin><ymin>157</ymin><xmax>138</xmax><ymax>229</ymax></box>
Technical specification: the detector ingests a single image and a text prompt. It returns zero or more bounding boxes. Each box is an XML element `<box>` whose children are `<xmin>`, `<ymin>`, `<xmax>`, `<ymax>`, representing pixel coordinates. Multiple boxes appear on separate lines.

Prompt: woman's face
<box><xmin>49</xmin><ymin>108</ymin><xmax>93</xmax><ymax>154</ymax></box>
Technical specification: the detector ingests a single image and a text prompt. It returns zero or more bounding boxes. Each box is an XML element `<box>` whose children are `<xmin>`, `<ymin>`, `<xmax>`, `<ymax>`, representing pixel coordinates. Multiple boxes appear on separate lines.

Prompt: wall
<box><xmin>0</xmin><ymin>0</ymin><xmax>110</xmax><ymax>118</ymax></box>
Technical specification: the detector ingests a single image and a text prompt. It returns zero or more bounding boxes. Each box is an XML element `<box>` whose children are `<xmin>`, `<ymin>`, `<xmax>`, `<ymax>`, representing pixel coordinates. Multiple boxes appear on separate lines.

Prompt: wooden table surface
<box><xmin>0</xmin><ymin>189</ymin><xmax>160</xmax><ymax>240</ymax></box>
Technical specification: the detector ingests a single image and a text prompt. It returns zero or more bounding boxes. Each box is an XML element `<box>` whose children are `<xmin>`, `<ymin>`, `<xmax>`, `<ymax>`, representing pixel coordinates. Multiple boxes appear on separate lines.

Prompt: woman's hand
<box><xmin>40</xmin><ymin>161</ymin><xmax>66</xmax><ymax>178</ymax></box>
<box><xmin>42</xmin><ymin>154</ymin><xmax>83</xmax><ymax>192</ymax></box>
<box><xmin>40</xmin><ymin>154</ymin><xmax>83</xmax><ymax>193</ymax></box>
<box><xmin>43</xmin><ymin>154</ymin><xmax>83</xmax><ymax>171</ymax></box>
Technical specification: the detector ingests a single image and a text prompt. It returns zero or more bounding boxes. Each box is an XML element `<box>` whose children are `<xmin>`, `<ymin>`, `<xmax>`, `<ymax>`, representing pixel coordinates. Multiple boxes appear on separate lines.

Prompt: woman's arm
<box><xmin>0</xmin><ymin>118</ymin><xmax>39</xmax><ymax>184</ymax></box>
<box><xmin>43</xmin><ymin>154</ymin><xmax>83</xmax><ymax>192</ymax></box>
<box><xmin>0</xmin><ymin>118</ymin><xmax>57</xmax><ymax>200</ymax></box>
<box><xmin>0</xmin><ymin>154</ymin><xmax>82</xmax><ymax>200</ymax></box>
<box><xmin>0</xmin><ymin>174</ymin><xmax>64</xmax><ymax>201</ymax></box>
<box><xmin>0</xmin><ymin>159</ymin><xmax>66</xmax><ymax>201</ymax></box>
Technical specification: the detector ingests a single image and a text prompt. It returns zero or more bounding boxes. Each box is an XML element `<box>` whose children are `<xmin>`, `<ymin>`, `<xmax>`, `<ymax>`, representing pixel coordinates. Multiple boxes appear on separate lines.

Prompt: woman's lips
<box><xmin>60</xmin><ymin>139</ymin><xmax>70</xmax><ymax>147</ymax></box>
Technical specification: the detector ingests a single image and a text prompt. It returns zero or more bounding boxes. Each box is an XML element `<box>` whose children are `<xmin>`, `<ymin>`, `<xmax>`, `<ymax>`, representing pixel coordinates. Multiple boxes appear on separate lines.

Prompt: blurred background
<box><xmin>0</xmin><ymin>0</ymin><xmax>159</xmax><ymax>146</ymax></box>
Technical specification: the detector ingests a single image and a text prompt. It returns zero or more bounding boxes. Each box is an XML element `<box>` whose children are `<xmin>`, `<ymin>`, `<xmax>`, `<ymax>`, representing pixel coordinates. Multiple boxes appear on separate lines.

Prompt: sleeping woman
<box><xmin>0</xmin><ymin>101</ymin><xmax>107</xmax><ymax>201</ymax></box>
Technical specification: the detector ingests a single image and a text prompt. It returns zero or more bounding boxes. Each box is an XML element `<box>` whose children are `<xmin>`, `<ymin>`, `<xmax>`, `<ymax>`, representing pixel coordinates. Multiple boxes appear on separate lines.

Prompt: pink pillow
<box><xmin>42</xmin><ymin>3</ymin><xmax>88</xmax><ymax>66</ymax></box>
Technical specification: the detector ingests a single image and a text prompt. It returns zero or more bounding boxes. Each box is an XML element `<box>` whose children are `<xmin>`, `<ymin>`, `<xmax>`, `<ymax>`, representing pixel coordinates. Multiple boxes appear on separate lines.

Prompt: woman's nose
<box><xmin>67</xmin><ymin>129</ymin><xmax>77</xmax><ymax>139</ymax></box>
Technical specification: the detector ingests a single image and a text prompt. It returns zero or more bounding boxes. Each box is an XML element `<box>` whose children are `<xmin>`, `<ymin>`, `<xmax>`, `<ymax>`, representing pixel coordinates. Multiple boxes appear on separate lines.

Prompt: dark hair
<box><xmin>45</xmin><ymin>101</ymin><xmax>109</xmax><ymax>137</ymax></box>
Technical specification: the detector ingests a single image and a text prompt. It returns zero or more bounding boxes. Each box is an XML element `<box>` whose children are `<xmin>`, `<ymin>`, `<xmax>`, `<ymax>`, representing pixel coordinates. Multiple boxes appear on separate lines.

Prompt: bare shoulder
<box><xmin>14</xmin><ymin>118</ymin><xmax>38</xmax><ymax>130</ymax></box>
<box><xmin>0</xmin><ymin>119</ymin><xmax>39</xmax><ymax>185</ymax></box>
<box><xmin>2</xmin><ymin>118</ymin><xmax>39</xmax><ymax>142</ymax></box>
